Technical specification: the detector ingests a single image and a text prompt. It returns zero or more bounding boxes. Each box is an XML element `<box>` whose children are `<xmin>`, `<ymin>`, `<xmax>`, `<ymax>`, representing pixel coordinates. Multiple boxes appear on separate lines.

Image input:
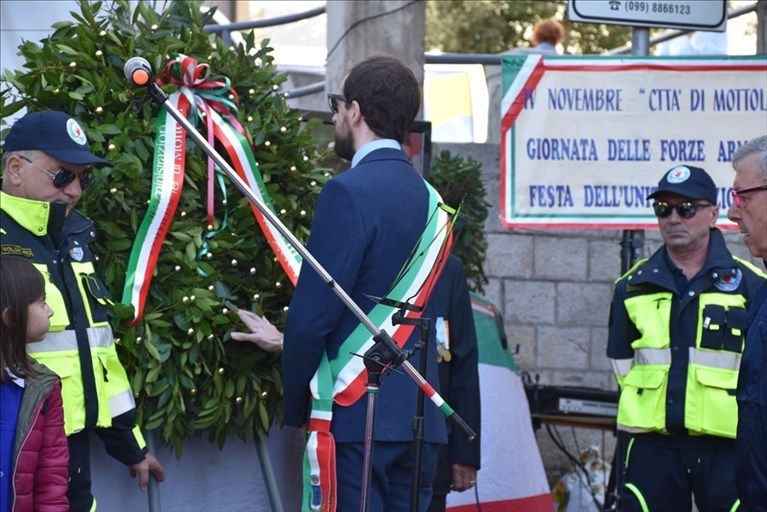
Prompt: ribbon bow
<box><xmin>121</xmin><ymin>53</ymin><xmax>301</xmax><ymax>325</ymax></box>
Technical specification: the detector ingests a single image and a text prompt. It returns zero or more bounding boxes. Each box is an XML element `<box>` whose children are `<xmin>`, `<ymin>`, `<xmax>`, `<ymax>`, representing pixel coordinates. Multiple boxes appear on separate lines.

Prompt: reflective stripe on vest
<box><xmin>612</xmin><ymin>358</ymin><xmax>633</xmax><ymax>380</ymax></box>
<box><xmin>109</xmin><ymin>389</ymin><xmax>137</xmax><ymax>418</ymax></box>
<box><xmin>27</xmin><ymin>326</ymin><xmax>114</xmax><ymax>353</ymax></box>
<box><xmin>689</xmin><ymin>347</ymin><xmax>741</xmax><ymax>371</ymax></box>
<box><xmin>634</xmin><ymin>347</ymin><xmax>671</xmax><ymax>366</ymax></box>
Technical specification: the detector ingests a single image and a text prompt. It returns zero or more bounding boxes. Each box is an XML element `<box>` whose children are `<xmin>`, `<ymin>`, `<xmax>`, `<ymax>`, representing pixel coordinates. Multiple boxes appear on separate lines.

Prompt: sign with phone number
<box><xmin>568</xmin><ymin>0</ymin><xmax>727</xmax><ymax>32</ymax></box>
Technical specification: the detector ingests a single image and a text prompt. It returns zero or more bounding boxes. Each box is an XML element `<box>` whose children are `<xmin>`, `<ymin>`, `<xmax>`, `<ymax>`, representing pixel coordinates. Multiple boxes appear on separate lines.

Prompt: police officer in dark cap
<box><xmin>1</xmin><ymin>110</ymin><xmax>165</xmax><ymax>511</ymax></box>
<box><xmin>607</xmin><ymin>165</ymin><xmax>766</xmax><ymax>511</ymax></box>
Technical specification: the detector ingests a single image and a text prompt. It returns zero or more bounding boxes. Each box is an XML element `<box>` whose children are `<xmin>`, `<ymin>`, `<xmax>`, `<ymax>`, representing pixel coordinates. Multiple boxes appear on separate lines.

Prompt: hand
<box><xmin>230</xmin><ymin>310</ymin><xmax>283</xmax><ymax>352</ymax></box>
<box><xmin>129</xmin><ymin>451</ymin><xmax>165</xmax><ymax>490</ymax></box>
<box><xmin>450</xmin><ymin>463</ymin><xmax>478</xmax><ymax>493</ymax></box>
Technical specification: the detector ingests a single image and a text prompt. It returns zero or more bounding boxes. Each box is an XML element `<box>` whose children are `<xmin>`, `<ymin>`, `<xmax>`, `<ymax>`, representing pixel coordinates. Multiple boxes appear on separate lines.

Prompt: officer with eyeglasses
<box><xmin>1</xmin><ymin>110</ymin><xmax>165</xmax><ymax>511</ymax></box>
<box><xmin>727</xmin><ymin>135</ymin><xmax>767</xmax><ymax>511</ymax></box>
<box><xmin>607</xmin><ymin>164</ymin><xmax>766</xmax><ymax>512</ymax></box>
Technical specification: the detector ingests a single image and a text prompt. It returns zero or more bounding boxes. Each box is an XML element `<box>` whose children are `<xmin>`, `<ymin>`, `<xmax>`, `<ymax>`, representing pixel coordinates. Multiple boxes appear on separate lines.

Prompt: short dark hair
<box><xmin>342</xmin><ymin>55</ymin><xmax>421</xmax><ymax>143</ymax></box>
<box><xmin>0</xmin><ymin>256</ymin><xmax>45</xmax><ymax>383</ymax></box>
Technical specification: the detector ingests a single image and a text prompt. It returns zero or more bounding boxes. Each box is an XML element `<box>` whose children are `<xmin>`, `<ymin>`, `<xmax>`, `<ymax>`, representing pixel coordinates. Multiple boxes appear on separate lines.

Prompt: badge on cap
<box><xmin>667</xmin><ymin>166</ymin><xmax>691</xmax><ymax>184</ymax></box>
<box><xmin>66</xmin><ymin>118</ymin><xmax>88</xmax><ymax>146</ymax></box>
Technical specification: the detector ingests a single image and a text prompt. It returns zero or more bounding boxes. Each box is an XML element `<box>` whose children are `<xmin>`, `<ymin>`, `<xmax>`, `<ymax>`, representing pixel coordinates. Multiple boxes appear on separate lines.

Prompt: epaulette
<box><xmin>614</xmin><ymin>257</ymin><xmax>649</xmax><ymax>284</ymax></box>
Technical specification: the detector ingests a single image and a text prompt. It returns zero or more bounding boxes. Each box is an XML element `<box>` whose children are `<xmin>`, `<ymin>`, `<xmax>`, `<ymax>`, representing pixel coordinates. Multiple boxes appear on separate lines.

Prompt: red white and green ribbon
<box><xmin>121</xmin><ymin>53</ymin><xmax>300</xmax><ymax>324</ymax></box>
<box><xmin>121</xmin><ymin>92</ymin><xmax>190</xmax><ymax>325</ymax></box>
<box><xmin>206</xmin><ymin>106</ymin><xmax>302</xmax><ymax>283</ymax></box>
<box><xmin>302</xmin><ymin>185</ymin><xmax>456</xmax><ymax>512</ymax></box>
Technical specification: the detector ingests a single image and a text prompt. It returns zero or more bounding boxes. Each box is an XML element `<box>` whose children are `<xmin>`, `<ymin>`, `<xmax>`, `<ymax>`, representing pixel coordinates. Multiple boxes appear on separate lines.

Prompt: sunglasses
<box><xmin>19</xmin><ymin>155</ymin><xmax>89</xmax><ymax>189</ymax></box>
<box><xmin>652</xmin><ymin>201</ymin><xmax>712</xmax><ymax>219</ymax></box>
<box><xmin>730</xmin><ymin>184</ymin><xmax>767</xmax><ymax>207</ymax></box>
<box><xmin>327</xmin><ymin>93</ymin><xmax>348</xmax><ymax>114</ymax></box>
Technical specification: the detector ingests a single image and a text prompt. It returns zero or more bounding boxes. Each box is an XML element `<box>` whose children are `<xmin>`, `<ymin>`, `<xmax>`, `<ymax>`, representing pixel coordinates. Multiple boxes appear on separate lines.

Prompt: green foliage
<box><xmin>429</xmin><ymin>150</ymin><xmax>489</xmax><ymax>293</ymax></box>
<box><xmin>426</xmin><ymin>0</ymin><xmax>632</xmax><ymax>55</ymax></box>
<box><xmin>0</xmin><ymin>0</ymin><xmax>331</xmax><ymax>455</ymax></box>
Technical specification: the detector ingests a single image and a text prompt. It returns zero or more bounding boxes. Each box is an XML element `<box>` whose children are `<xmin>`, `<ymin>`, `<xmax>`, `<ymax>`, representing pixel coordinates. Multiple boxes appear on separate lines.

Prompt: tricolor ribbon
<box><xmin>121</xmin><ymin>54</ymin><xmax>300</xmax><ymax>324</ymax></box>
<box><xmin>302</xmin><ymin>186</ymin><xmax>457</xmax><ymax>512</ymax></box>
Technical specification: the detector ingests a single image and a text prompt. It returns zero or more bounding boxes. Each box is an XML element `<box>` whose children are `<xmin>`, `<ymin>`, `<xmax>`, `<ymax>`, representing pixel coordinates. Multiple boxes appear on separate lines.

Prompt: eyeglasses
<box><xmin>730</xmin><ymin>184</ymin><xmax>767</xmax><ymax>207</ymax></box>
<box><xmin>19</xmin><ymin>155</ymin><xmax>89</xmax><ymax>189</ymax></box>
<box><xmin>327</xmin><ymin>93</ymin><xmax>348</xmax><ymax>114</ymax></box>
<box><xmin>652</xmin><ymin>201</ymin><xmax>712</xmax><ymax>219</ymax></box>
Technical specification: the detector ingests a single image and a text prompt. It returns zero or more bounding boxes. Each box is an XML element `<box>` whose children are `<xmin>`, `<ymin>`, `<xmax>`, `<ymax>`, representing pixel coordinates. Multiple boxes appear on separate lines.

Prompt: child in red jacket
<box><xmin>0</xmin><ymin>256</ymin><xmax>69</xmax><ymax>512</ymax></box>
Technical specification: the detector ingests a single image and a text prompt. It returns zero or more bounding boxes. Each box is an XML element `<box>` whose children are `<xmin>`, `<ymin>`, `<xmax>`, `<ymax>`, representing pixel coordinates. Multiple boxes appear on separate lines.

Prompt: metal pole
<box><xmin>628</xmin><ymin>27</ymin><xmax>648</xmax><ymax>270</ymax></box>
<box><xmin>255</xmin><ymin>437</ymin><xmax>285</xmax><ymax>512</ymax></box>
<box><xmin>632</xmin><ymin>27</ymin><xmax>651</xmax><ymax>56</ymax></box>
<box><xmin>360</xmin><ymin>373</ymin><xmax>381</xmax><ymax>512</ymax></box>
<box><xmin>145</xmin><ymin>430</ymin><xmax>161</xmax><ymax>512</ymax></box>
<box><xmin>613</xmin><ymin>28</ymin><xmax>650</xmax><ymax>511</ymax></box>
<box><xmin>407</xmin><ymin>317</ymin><xmax>431</xmax><ymax>512</ymax></box>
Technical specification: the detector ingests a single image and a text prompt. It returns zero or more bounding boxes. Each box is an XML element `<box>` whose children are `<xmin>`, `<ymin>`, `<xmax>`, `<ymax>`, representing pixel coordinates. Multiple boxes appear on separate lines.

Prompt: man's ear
<box><xmin>348</xmin><ymin>100</ymin><xmax>364</xmax><ymax>126</ymax></box>
<box><xmin>3</xmin><ymin>154</ymin><xmax>25</xmax><ymax>186</ymax></box>
<box><xmin>709</xmin><ymin>206</ymin><xmax>720</xmax><ymax>228</ymax></box>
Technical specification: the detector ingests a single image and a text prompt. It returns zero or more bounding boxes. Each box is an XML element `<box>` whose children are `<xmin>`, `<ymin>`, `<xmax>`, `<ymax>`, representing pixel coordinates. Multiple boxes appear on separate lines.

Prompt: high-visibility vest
<box><xmin>612</xmin><ymin>253</ymin><xmax>766</xmax><ymax>439</ymax></box>
<box><xmin>1</xmin><ymin>192</ymin><xmax>143</xmax><ymax>444</ymax></box>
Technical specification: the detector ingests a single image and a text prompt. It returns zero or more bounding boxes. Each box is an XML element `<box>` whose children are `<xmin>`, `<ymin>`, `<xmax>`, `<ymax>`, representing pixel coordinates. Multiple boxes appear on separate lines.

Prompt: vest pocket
<box><xmin>625</xmin><ymin>292</ymin><xmax>673</xmax><ymax>349</ymax></box>
<box><xmin>71</xmin><ymin>262</ymin><xmax>112</xmax><ymax>326</ymax></box>
<box><xmin>34</xmin><ymin>354</ymin><xmax>84</xmax><ymax>436</ymax></box>
<box><xmin>32</xmin><ymin>263</ymin><xmax>71</xmax><ymax>331</ymax></box>
<box><xmin>723</xmin><ymin>307</ymin><xmax>747</xmax><ymax>353</ymax></box>
<box><xmin>688</xmin><ymin>366</ymin><xmax>738</xmax><ymax>438</ymax></box>
<box><xmin>93</xmin><ymin>351</ymin><xmax>116</xmax><ymax>427</ymax></box>
<box><xmin>618</xmin><ymin>365</ymin><xmax>668</xmax><ymax>431</ymax></box>
<box><xmin>700</xmin><ymin>305</ymin><xmax>746</xmax><ymax>353</ymax></box>
<box><xmin>97</xmin><ymin>346</ymin><xmax>136</xmax><ymax>419</ymax></box>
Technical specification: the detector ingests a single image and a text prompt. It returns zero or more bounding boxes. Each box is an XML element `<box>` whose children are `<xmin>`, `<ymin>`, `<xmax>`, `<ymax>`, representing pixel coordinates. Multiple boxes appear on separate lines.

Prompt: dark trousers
<box><xmin>619</xmin><ymin>433</ymin><xmax>738</xmax><ymax>512</ymax></box>
<box><xmin>426</xmin><ymin>494</ymin><xmax>447</xmax><ymax>512</ymax></box>
<box><xmin>67</xmin><ymin>431</ymin><xmax>95</xmax><ymax>512</ymax></box>
<box><xmin>336</xmin><ymin>441</ymin><xmax>439</xmax><ymax>512</ymax></box>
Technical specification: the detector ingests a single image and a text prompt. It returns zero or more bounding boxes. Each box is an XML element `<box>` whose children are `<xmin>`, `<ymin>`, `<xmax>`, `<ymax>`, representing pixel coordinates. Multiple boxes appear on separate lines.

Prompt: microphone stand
<box><xmin>359</xmin><ymin>343</ymin><xmax>386</xmax><ymax>512</ymax></box>
<box><xmin>397</xmin><ymin>312</ymin><xmax>432</xmax><ymax>512</ymax></box>
<box><xmin>139</xmin><ymin>75</ymin><xmax>476</xmax><ymax>508</ymax></box>
<box><xmin>358</xmin><ymin>308</ymin><xmax>432</xmax><ymax>512</ymax></box>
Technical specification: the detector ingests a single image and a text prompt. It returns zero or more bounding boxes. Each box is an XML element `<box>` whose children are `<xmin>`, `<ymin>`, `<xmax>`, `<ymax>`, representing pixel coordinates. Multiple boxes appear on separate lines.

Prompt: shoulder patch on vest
<box><xmin>714</xmin><ymin>269</ymin><xmax>742</xmax><ymax>292</ymax></box>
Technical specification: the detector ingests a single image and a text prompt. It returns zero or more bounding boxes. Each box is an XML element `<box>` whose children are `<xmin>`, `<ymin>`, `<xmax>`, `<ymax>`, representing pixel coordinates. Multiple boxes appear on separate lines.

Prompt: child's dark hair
<box><xmin>0</xmin><ymin>256</ymin><xmax>45</xmax><ymax>383</ymax></box>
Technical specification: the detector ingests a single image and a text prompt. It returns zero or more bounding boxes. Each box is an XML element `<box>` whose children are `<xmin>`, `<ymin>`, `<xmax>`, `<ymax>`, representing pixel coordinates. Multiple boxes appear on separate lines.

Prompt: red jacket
<box><xmin>11</xmin><ymin>364</ymin><xmax>69</xmax><ymax>512</ymax></box>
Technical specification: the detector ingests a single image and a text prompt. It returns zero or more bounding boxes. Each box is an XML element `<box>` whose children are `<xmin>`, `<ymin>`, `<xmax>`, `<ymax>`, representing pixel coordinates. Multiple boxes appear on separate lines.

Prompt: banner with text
<box><xmin>501</xmin><ymin>55</ymin><xmax>767</xmax><ymax>229</ymax></box>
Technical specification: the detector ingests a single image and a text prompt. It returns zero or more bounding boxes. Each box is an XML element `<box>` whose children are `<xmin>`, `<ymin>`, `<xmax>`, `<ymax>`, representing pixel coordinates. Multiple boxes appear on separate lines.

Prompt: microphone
<box><xmin>124</xmin><ymin>57</ymin><xmax>153</xmax><ymax>86</ymax></box>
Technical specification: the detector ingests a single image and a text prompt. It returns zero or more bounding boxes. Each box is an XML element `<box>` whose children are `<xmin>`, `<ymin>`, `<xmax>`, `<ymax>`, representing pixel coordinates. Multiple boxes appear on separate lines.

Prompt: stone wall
<box><xmin>433</xmin><ymin>141</ymin><xmax>763</xmax><ymax>486</ymax></box>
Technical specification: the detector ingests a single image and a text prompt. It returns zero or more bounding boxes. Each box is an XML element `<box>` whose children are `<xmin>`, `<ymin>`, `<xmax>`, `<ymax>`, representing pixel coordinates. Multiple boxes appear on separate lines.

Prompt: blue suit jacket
<box><xmin>736</xmin><ymin>279</ymin><xmax>767</xmax><ymax>510</ymax></box>
<box><xmin>282</xmin><ymin>147</ymin><xmax>448</xmax><ymax>444</ymax></box>
<box><xmin>431</xmin><ymin>255</ymin><xmax>481</xmax><ymax>495</ymax></box>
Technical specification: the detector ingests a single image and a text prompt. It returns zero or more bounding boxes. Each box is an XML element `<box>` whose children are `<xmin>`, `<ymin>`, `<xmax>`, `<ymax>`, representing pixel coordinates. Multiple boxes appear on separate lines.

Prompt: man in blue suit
<box><xmin>282</xmin><ymin>55</ymin><xmax>447</xmax><ymax>511</ymax></box>
<box><xmin>427</xmin><ymin>255</ymin><xmax>481</xmax><ymax>512</ymax></box>
<box><xmin>728</xmin><ymin>136</ymin><xmax>767</xmax><ymax>511</ymax></box>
